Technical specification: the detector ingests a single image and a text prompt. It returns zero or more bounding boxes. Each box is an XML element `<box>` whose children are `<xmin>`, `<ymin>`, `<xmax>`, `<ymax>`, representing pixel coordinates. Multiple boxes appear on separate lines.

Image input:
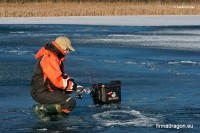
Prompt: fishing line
<box><xmin>85</xmin><ymin>63</ymin><xmax>99</xmax><ymax>85</ymax></box>
<box><xmin>69</xmin><ymin>52</ymin><xmax>101</xmax><ymax>99</ymax></box>
<box><xmin>71</xmin><ymin>55</ymin><xmax>98</xmax><ymax>85</ymax></box>
<box><xmin>90</xmin><ymin>64</ymin><xmax>98</xmax><ymax>84</ymax></box>
<box><xmin>85</xmin><ymin>67</ymin><xmax>92</xmax><ymax>84</ymax></box>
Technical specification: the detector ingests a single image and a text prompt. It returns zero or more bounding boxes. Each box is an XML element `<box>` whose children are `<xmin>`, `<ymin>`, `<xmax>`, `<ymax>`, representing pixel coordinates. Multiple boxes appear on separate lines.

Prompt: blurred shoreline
<box><xmin>0</xmin><ymin>16</ymin><xmax>200</xmax><ymax>26</ymax></box>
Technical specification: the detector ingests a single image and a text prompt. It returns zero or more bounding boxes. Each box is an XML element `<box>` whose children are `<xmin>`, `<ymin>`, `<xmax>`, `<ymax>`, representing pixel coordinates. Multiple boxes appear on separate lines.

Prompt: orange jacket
<box><xmin>35</xmin><ymin>42</ymin><xmax>68</xmax><ymax>90</ymax></box>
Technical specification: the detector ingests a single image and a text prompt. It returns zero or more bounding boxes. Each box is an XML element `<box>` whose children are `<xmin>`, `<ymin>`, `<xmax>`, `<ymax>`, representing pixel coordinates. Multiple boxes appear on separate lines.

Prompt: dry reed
<box><xmin>0</xmin><ymin>2</ymin><xmax>199</xmax><ymax>17</ymax></box>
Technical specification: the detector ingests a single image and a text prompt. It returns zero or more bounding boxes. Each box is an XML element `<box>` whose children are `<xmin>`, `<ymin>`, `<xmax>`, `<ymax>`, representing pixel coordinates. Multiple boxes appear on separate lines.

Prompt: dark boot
<box><xmin>33</xmin><ymin>104</ymin><xmax>64</xmax><ymax>121</ymax></box>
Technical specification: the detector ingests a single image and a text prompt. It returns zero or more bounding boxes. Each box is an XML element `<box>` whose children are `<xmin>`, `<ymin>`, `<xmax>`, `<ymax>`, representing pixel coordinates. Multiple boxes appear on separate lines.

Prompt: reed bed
<box><xmin>0</xmin><ymin>1</ymin><xmax>199</xmax><ymax>17</ymax></box>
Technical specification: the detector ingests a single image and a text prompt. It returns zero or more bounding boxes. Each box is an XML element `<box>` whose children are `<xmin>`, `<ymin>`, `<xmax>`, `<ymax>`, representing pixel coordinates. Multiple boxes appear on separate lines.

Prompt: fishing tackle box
<box><xmin>90</xmin><ymin>80</ymin><xmax>122</xmax><ymax>104</ymax></box>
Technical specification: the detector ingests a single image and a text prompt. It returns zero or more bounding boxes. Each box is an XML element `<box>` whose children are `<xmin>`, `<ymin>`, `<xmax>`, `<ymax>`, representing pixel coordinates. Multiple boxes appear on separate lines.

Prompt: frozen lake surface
<box><xmin>0</xmin><ymin>23</ymin><xmax>200</xmax><ymax>132</ymax></box>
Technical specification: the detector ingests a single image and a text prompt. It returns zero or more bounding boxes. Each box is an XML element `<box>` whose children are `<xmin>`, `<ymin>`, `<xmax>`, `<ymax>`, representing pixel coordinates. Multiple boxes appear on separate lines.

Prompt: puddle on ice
<box><xmin>92</xmin><ymin>110</ymin><xmax>159</xmax><ymax>127</ymax></box>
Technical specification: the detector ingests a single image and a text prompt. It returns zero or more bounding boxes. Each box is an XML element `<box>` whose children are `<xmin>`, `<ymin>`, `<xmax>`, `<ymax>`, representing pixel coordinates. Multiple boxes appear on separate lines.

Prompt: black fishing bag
<box><xmin>90</xmin><ymin>80</ymin><xmax>122</xmax><ymax>104</ymax></box>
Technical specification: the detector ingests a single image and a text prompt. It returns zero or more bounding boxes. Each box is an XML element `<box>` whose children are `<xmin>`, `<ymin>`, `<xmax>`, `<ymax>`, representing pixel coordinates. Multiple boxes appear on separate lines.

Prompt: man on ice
<box><xmin>30</xmin><ymin>36</ymin><xmax>83</xmax><ymax>121</ymax></box>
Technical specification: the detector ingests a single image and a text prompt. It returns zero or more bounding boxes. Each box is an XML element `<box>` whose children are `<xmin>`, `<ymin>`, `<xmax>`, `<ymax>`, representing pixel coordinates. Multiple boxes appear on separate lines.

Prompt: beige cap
<box><xmin>55</xmin><ymin>36</ymin><xmax>75</xmax><ymax>52</ymax></box>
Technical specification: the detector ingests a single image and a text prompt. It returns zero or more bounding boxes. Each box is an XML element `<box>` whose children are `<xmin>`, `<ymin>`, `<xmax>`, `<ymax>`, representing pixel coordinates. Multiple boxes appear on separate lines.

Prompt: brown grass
<box><xmin>0</xmin><ymin>2</ymin><xmax>199</xmax><ymax>17</ymax></box>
